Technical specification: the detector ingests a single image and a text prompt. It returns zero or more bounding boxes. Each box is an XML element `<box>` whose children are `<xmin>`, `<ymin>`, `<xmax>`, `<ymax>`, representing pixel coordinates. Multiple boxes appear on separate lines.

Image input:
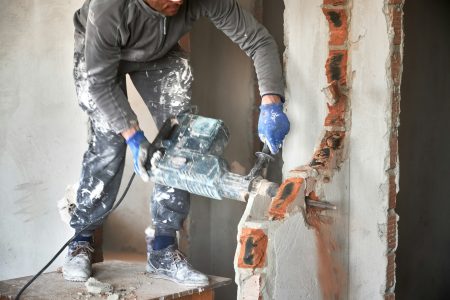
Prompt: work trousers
<box><xmin>70</xmin><ymin>33</ymin><xmax>192</xmax><ymax>239</ymax></box>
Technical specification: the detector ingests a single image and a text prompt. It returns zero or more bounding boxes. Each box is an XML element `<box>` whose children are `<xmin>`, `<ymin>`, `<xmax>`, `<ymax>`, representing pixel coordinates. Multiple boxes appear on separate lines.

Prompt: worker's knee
<box><xmin>152</xmin><ymin>185</ymin><xmax>190</xmax><ymax>215</ymax></box>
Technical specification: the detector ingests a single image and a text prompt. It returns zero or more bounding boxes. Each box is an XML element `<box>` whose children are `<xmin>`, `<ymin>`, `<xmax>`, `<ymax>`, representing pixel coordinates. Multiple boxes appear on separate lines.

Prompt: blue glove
<box><xmin>258</xmin><ymin>103</ymin><xmax>290</xmax><ymax>154</ymax></box>
<box><xmin>126</xmin><ymin>130</ymin><xmax>150</xmax><ymax>182</ymax></box>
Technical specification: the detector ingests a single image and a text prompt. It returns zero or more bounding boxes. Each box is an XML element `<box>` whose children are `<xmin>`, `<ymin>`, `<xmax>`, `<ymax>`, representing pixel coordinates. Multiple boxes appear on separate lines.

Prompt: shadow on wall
<box><xmin>397</xmin><ymin>0</ymin><xmax>450</xmax><ymax>299</ymax></box>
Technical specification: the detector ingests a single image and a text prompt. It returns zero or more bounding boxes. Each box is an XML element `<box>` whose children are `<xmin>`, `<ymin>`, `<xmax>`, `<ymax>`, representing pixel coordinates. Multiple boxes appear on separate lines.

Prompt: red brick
<box><xmin>237</xmin><ymin>228</ymin><xmax>268</xmax><ymax>269</ymax></box>
<box><xmin>387</xmin><ymin>212</ymin><xmax>397</xmax><ymax>251</ymax></box>
<box><xmin>389</xmin><ymin>133</ymin><xmax>398</xmax><ymax>170</ymax></box>
<box><xmin>325</xmin><ymin>94</ymin><xmax>347</xmax><ymax>127</ymax></box>
<box><xmin>323</xmin><ymin>8</ymin><xmax>348</xmax><ymax>46</ymax></box>
<box><xmin>386</xmin><ymin>252</ymin><xmax>396</xmax><ymax>289</ymax></box>
<box><xmin>310</xmin><ymin>132</ymin><xmax>345</xmax><ymax>168</ymax></box>
<box><xmin>323</xmin><ymin>0</ymin><xmax>346</xmax><ymax>5</ymax></box>
<box><xmin>392</xmin><ymin>90</ymin><xmax>401</xmax><ymax>127</ymax></box>
<box><xmin>391</xmin><ymin>6</ymin><xmax>403</xmax><ymax>45</ymax></box>
<box><xmin>391</xmin><ymin>50</ymin><xmax>402</xmax><ymax>86</ymax></box>
<box><xmin>385</xmin><ymin>293</ymin><xmax>396</xmax><ymax>300</ymax></box>
<box><xmin>269</xmin><ymin>178</ymin><xmax>304</xmax><ymax>219</ymax></box>
<box><xmin>389</xmin><ymin>175</ymin><xmax>397</xmax><ymax>209</ymax></box>
<box><xmin>325</xmin><ymin>50</ymin><xmax>348</xmax><ymax>86</ymax></box>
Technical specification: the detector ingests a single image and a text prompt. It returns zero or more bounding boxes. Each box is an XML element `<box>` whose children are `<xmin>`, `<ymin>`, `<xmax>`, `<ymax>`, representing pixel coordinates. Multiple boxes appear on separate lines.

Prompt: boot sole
<box><xmin>62</xmin><ymin>274</ymin><xmax>89</xmax><ymax>282</ymax></box>
<box><xmin>146</xmin><ymin>265</ymin><xmax>209</xmax><ymax>287</ymax></box>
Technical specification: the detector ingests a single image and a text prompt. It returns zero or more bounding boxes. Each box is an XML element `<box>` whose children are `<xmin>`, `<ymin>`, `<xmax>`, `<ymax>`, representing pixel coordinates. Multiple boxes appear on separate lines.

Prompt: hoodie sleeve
<box><xmin>84</xmin><ymin>0</ymin><xmax>137</xmax><ymax>133</ymax></box>
<box><xmin>198</xmin><ymin>0</ymin><xmax>284</xmax><ymax>98</ymax></box>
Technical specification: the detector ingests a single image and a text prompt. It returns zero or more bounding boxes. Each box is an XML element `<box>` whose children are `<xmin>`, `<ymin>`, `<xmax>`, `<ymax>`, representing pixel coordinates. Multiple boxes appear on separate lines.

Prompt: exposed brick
<box><xmin>237</xmin><ymin>228</ymin><xmax>268</xmax><ymax>269</ymax></box>
<box><xmin>269</xmin><ymin>178</ymin><xmax>304</xmax><ymax>219</ymax></box>
<box><xmin>385</xmin><ymin>292</ymin><xmax>396</xmax><ymax>300</ymax></box>
<box><xmin>310</xmin><ymin>131</ymin><xmax>345</xmax><ymax>168</ymax></box>
<box><xmin>391</xmin><ymin>5</ymin><xmax>403</xmax><ymax>45</ymax></box>
<box><xmin>389</xmin><ymin>132</ymin><xmax>398</xmax><ymax>170</ymax></box>
<box><xmin>325</xmin><ymin>94</ymin><xmax>347</xmax><ymax>127</ymax></box>
<box><xmin>392</xmin><ymin>90</ymin><xmax>401</xmax><ymax>127</ymax></box>
<box><xmin>391</xmin><ymin>49</ymin><xmax>402</xmax><ymax>86</ymax></box>
<box><xmin>386</xmin><ymin>252</ymin><xmax>396</xmax><ymax>289</ymax></box>
<box><xmin>326</xmin><ymin>50</ymin><xmax>348</xmax><ymax>86</ymax></box>
<box><xmin>323</xmin><ymin>0</ymin><xmax>347</xmax><ymax>5</ymax></box>
<box><xmin>323</xmin><ymin>8</ymin><xmax>348</xmax><ymax>46</ymax></box>
<box><xmin>389</xmin><ymin>175</ymin><xmax>397</xmax><ymax>209</ymax></box>
<box><xmin>387</xmin><ymin>211</ymin><xmax>397</xmax><ymax>251</ymax></box>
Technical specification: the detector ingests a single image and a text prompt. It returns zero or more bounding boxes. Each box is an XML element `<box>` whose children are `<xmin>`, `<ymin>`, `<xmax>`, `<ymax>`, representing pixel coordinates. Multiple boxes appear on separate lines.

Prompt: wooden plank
<box><xmin>0</xmin><ymin>261</ymin><xmax>231</xmax><ymax>300</ymax></box>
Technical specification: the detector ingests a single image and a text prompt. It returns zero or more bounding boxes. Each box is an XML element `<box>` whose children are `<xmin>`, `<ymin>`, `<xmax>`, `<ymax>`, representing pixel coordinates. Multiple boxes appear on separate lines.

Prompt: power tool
<box><xmin>145</xmin><ymin>113</ymin><xmax>279</xmax><ymax>201</ymax></box>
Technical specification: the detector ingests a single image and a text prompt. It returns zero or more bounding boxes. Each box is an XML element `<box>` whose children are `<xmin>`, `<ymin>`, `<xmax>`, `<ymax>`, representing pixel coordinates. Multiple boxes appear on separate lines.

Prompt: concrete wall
<box><xmin>0</xmin><ymin>0</ymin><xmax>84</xmax><ymax>280</ymax></box>
<box><xmin>397</xmin><ymin>0</ymin><xmax>450</xmax><ymax>298</ymax></box>
<box><xmin>234</xmin><ymin>0</ymin><xmax>399</xmax><ymax>298</ymax></box>
<box><xmin>0</xmin><ymin>0</ymin><xmax>156</xmax><ymax>280</ymax></box>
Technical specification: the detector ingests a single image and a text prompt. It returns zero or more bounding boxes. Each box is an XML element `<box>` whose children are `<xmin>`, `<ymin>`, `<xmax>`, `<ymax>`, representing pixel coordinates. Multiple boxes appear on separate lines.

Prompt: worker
<box><xmin>63</xmin><ymin>0</ymin><xmax>290</xmax><ymax>286</ymax></box>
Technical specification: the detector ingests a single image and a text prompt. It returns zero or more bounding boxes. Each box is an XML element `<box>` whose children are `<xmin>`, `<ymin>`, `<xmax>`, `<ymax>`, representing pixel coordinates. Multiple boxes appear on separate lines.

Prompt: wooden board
<box><xmin>0</xmin><ymin>261</ymin><xmax>231</xmax><ymax>300</ymax></box>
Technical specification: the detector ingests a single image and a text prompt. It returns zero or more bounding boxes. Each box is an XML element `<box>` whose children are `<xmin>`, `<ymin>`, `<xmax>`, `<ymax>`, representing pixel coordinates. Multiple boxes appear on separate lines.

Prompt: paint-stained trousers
<box><xmin>70</xmin><ymin>34</ymin><xmax>192</xmax><ymax>239</ymax></box>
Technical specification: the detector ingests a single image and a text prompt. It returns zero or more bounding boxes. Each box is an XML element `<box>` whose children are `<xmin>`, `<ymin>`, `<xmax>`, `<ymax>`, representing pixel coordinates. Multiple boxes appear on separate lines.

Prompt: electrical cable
<box><xmin>14</xmin><ymin>173</ymin><xmax>136</xmax><ymax>300</ymax></box>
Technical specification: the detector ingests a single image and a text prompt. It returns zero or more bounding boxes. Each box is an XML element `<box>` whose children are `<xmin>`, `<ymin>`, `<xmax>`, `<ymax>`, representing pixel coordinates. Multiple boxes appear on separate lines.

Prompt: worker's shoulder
<box><xmin>88</xmin><ymin>0</ymin><xmax>133</xmax><ymax>17</ymax></box>
<box><xmin>189</xmin><ymin>0</ymin><xmax>235</xmax><ymax>14</ymax></box>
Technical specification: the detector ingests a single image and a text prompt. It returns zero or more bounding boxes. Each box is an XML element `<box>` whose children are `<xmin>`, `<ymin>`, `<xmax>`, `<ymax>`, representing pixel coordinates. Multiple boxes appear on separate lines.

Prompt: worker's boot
<box><xmin>147</xmin><ymin>244</ymin><xmax>209</xmax><ymax>287</ymax></box>
<box><xmin>62</xmin><ymin>240</ymin><xmax>94</xmax><ymax>281</ymax></box>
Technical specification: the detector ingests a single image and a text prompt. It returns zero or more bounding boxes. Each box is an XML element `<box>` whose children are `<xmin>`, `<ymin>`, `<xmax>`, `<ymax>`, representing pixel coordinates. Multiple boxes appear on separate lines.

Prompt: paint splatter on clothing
<box><xmin>70</xmin><ymin>48</ymin><xmax>192</xmax><ymax>236</ymax></box>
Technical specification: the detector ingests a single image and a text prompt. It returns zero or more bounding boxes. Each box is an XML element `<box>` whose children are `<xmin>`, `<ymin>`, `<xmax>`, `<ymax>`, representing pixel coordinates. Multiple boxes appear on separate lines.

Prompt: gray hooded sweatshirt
<box><xmin>74</xmin><ymin>0</ymin><xmax>284</xmax><ymax>133</ymax></box>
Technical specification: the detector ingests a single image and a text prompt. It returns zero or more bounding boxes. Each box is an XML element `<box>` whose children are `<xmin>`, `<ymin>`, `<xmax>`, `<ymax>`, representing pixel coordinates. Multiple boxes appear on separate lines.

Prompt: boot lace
<box><xmin>70</xmin><ymin>243</ymin><xmax>94</xmax><ymax>257</ymax></box>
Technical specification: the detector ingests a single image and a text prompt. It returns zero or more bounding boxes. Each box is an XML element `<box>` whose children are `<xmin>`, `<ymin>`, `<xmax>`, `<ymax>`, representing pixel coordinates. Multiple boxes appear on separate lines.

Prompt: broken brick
<box><xmin>325</xmin><ymin>94</ymin><xmax>347</xmax><ymax>127</ymax></box>
<box><xmin>323</xmin><ymin>0</ymin><xmax>347</xmax><ymax>5</ymax></box>
<box><xmin>268</xmin><ymin>178</ymin><xmax>304</xmax><ymax>220</ymax></box>
<box><xmin>386</xmin><ymin>252</ymin><xmax>396</xmax><ymax>289</ymax></box>
<box><xmin>310</xmin><ymin>132</ymin><xmax>345</xmax><ymax>168</ymax></box>
<box><xmin>237</xmin><ymin>228</ymin><xmax>268</xmax><ymax>269</ymax></box>
<box><xmin>326</xmin><ymin>50</ymin><xmax>348</xmax><ymax>86</ymax></box>
<box><xmin>390</xmin><ymin>5</ymin><xmax>403</xmax><ymax>46</ymax></box>
<box><xmin>323</xmin><ymin>8</ymin><xmax>348</xmax><ymax>46</ymax></box>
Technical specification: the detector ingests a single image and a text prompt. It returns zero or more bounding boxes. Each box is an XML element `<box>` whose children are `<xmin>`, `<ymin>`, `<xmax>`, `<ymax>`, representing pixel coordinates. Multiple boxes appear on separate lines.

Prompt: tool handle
<box><xmin>145</xmin><ymin>117</ymin><xmax>178</xmax><ymax>170</ymax></box>
<box><xmin>245</xmin><ymin>143</ymin><xmax>274</xmax><ymax>180</ymax></box>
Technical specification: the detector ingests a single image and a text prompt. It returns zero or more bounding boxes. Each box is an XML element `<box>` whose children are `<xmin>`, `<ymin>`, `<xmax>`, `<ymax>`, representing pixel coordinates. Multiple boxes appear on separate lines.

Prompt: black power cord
<box><xmin>15</xmin><ymin>173</ymin><xmax>136</xmax><ymax>300</ymax></box>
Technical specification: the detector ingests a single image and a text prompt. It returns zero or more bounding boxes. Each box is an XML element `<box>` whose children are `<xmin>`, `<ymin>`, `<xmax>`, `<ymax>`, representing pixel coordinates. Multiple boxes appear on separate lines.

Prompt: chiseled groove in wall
<box><xmin>383</xmin><ymin>0</ymin><xmax>404</xmax><ymax>298</ymax></box>
<box><xmin>266</xmin><ymin>0</ymin><xmax>353</xmax><ymax>298</ymax></box>
<box><xmin>235</xmin><ymin>0</ymin><xmax>354</xmax><ymax>298</ymax></box>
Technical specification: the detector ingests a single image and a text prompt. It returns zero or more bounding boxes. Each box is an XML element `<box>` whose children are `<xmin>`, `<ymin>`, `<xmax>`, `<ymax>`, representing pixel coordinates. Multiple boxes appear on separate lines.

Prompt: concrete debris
<box><xmin>85</xmin><ymin>277</ymin><xmax>113</xmax><ymax>294</ymax></box>
<box><xmin>107</xmin><ymin>294</ymin><xmax>120</xmax><ymax>300</ymax></box>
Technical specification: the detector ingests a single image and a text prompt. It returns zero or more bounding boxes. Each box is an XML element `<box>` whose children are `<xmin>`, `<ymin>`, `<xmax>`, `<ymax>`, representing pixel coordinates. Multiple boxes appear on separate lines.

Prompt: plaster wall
<box><xmin>347</xmin><ymin>0</ymin><xmax>391</xmax><ymax>297</ymax></box>
<box><xmin>0</xmin><ymin>0</ymin><xmax>156</xmax><ymax>280</ymax></box>
<box><xmin>278</xmin><ymin>0</ymin><xmax>392</xmax><ymax>298</ymax></box>
<box><xmin>0</xmin><ymin>0</ymin><xmax>84</xmax><ymax>280</ymax></box>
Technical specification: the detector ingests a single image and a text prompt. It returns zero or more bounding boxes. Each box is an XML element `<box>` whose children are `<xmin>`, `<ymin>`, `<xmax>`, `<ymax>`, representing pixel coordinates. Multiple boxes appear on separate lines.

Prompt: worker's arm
<box><xmin>199</xmin><ymin>0</ymin><xmax>290</xmax><ymax>153</ymax></box>
<box><xmin>84</xmin><ymin>1</ymin><xmax>150</xmax><ymax>180</ymax></box>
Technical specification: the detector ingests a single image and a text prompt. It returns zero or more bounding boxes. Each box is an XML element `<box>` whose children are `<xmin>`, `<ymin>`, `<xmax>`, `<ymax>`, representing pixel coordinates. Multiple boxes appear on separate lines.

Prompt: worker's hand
<box><xmin>258</xmin><ymin>103</ymin><xmax>290</xmax><ymax>154</ymax></box>
<box><xmin>126</xmin><ymin>130</ymin><xmax>151</xmax><ymax>182</ymax></box>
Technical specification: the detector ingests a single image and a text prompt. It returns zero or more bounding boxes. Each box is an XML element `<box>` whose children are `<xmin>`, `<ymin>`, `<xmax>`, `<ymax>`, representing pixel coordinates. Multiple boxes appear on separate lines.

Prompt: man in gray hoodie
<box><xmin>64</xmin><ymin>0</ymin><xmax>290</xmax><ymax>286</ymax></box>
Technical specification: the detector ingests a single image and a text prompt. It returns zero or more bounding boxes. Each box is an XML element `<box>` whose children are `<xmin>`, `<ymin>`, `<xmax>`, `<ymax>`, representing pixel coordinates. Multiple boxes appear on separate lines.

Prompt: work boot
<box><xmin>62</xmin><ymin>241</ymin><xmax>94</xmax><ymax>282</ymax></box>
<box><xmin>147</xmin><ymin>245</ymin><xmax>209</xmax><ymax>287</ymax></box>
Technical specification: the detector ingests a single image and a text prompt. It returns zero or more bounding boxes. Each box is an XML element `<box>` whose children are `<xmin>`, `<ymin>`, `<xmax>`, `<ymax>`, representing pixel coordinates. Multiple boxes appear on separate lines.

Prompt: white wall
<box><xmin>0</xmin><ymin>0</ymin><xmax>155</xmax><ymax>280</ymax></box>
<box><xmin>280</xmin><ymin>0</ymin><xmax>392</xmax><ymax>298</ymax></box>
<box><xmin>0</xmin><ymin>0</ymin><xmax>84</xmax><ymax>280</ymax></box>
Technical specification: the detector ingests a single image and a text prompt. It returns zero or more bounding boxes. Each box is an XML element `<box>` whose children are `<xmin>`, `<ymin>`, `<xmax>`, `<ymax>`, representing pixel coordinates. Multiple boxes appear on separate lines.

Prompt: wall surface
<box><xmin>0</xmin><ymin>0</ymin><xmax>83</xmax><ymax>280</ymax></box>
<box><xmin>234</xmin><ymin>0</ymin><xmax>400</xmax><ymax>298</ymax></box>
<box><xmin>0</xmin><ymin>0</ymin><xmax>156</xmax><ymax>280</ymax></box>
<box><xmin>397</xmin><ymin>0</ymin><xmax>450</xmax><ymax>298</ymax></box>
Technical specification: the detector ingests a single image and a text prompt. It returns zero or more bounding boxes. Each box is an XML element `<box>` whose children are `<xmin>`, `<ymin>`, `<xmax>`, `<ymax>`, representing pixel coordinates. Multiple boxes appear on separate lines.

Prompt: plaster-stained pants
<box><xmin>70</xmin><ymin>34</ymin><xmax>192</xmax><ymax>239</ymax></box>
